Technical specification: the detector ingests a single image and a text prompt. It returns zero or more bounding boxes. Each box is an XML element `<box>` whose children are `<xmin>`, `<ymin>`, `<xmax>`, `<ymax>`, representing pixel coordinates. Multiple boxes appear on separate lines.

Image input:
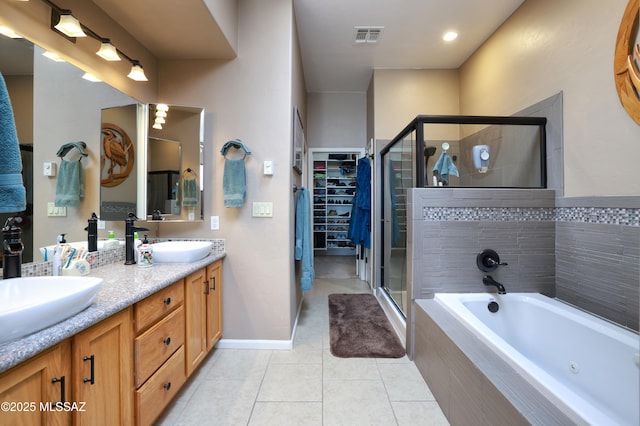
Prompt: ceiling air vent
<box><xmin>354</xmin><ymin>26</ymin><xmax>384</xmax><ymax>44</ymax></box>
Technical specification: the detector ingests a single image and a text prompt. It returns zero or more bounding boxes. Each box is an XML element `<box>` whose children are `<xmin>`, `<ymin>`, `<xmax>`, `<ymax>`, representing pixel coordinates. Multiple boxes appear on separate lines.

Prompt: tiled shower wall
<box><xmin>408</xmin><ymin>188</ymin><xmax>640</xmax><ymax>332</ymax></box>
<box><xmin>555</xmin><ymin>198</ymin><xmax>639</xmax><ymax>331</ymax></box>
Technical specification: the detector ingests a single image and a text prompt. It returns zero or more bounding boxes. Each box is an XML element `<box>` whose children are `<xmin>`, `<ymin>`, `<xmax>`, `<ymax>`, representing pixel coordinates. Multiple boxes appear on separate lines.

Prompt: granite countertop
<box><xmin>0</xmin><ymin>252</ymin><xmax>225</xmax><ymax>373</ymax></box>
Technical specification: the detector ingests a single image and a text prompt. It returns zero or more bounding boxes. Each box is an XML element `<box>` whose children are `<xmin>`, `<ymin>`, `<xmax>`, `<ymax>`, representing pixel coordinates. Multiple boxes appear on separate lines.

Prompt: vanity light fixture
<box><xmin>42</xmin><ymin>0</ymin><xmax>149</xmax><ymax>82</ymax></box>
<box><xmin>155</xmin><ymin>110</ymin><xmax>167</xmax><ymax>118</ymax></box>
<box><xmin>152</xmin><ymin>123</ymin><xmax>163</xmax><ymax>130</ymax></box>
<box><xmin>82</xmin><ymin>72</ymin><xmax>101</xmax><ymax>82</ymax></box>
<box><xmin>0</xmin><ymin>25</ymin><xmax>22</xmax><ymax>39</ymax></box>
<box><xmin>42</xmin><ymin>50</ymin><xmax>65</xmax><ymax>62</ymax></box>
<box><xmin>53</xmin><ymin>11</ymin><xmax>86</xmax><ymax>38</ymax></box>
<box><xmin>96</xmin><ymin>40</ymin><xmax>121</xmax><ymax>61</ymax></box>
<box><xmin>154</xmin><ymin>117</ymin><xmax>166</xmax><ymax>124</ymax></box>
<box><xmin>127</xmin><ymin>62</ymin><xmax>148</xmax><ymax>81</ymax></box>
<box><xmin>155</xmin><ymin>104</ymin><xmax>169</xmax><ymax>112</ymax></box>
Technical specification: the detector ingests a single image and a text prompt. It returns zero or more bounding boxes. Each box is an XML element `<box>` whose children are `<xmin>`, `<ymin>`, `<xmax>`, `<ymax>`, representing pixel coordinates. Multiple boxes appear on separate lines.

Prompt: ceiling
<box><xmin>2</xmin><ymin>0</ymin><xmax>525</xmax><ymax>93</ymax></box>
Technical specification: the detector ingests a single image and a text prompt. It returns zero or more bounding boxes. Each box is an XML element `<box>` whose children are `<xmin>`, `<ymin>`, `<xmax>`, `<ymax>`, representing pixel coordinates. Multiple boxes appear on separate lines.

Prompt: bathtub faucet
<box><xmin>483</xmin><ymin>275</ymin><xmax>506</xmax><ymax>294</ymax></box>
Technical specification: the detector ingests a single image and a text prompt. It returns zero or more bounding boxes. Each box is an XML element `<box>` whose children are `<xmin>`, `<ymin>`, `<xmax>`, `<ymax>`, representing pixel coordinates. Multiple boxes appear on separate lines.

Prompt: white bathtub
<box><xmin>434</xmin><ymin>293</ymin><xmax>640</xmax><ymax>426</ymax></box>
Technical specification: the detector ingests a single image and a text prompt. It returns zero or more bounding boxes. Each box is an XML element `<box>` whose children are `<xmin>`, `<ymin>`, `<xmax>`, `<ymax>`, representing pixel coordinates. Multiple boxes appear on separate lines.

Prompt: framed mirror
<box><xmin>145</xmin><ymin>104</ymin><xmax>204</xmax><ymax>222</ymax></box>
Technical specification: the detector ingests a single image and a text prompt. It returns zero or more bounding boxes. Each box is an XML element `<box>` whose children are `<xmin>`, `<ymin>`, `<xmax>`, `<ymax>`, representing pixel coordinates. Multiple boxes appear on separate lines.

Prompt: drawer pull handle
<box><xmin>204</xmin><ymin>279</ymin><xmax>210</xmax><ymax>295</ymax></box>
<box><xmin>163</xmin><ymin>337</ymin><xmax>171</xmax><ymax>346</ymax></box>
<box><xmin>164</xmin><ymin>297</ymin><xmax>172</xmax><ymax>305</ymax></box>
<box><xmin>51</xmin><ymin>375</ymin><xmax>66</xmax><ymax>404</ymax></box>
<box><xmin>83</xmin><ymin>355</ymin><xmax>95</xmax><ymax>385</ymax></box>
<box><xmin>163</xmin><ymin>382</ymin><xmax>171</xmax><ymax>391</ymax></box>
<box><xmin>210</xmin><ymin>276</ymin><xmax>216</xmax><ymax>291</ymax></box>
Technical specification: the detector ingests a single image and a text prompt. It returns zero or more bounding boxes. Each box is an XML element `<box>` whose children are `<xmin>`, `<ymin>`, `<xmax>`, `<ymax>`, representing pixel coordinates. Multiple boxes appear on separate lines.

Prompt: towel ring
<box><xmin>183</xmin><ymin>167</ymin><xmax>198</xmax><ymax>178</ymax></box>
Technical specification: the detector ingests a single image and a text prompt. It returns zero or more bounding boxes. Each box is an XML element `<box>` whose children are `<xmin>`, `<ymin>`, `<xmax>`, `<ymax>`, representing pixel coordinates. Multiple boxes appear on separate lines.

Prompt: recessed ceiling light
<box><xmin>0</xmin><ymin>25</ymin><xmax>21</xmax><ymax>39</ymax></box>
<box><xmin>42</xmin><ymin>51</ymin><xmax>65</xmax><ymax>62</ymax></box>
<box><xmin>443</xmin><ymin>31</ymin><xmax>458</xmax><ymax>42</ymax></box>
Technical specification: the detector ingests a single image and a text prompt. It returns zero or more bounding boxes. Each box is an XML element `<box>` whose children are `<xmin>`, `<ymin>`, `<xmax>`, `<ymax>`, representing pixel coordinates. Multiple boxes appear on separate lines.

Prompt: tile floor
<box><xmin>157</xmin><ymin>256</ymin><xmax>449</xmax><ymax>425</ymax></box>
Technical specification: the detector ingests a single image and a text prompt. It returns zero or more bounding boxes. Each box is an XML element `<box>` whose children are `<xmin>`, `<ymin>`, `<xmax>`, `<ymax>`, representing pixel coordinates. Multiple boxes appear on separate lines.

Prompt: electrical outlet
<box><xmin>210</xmin><ymin>215</ymin><xmax>220</xmax><ymax>230</ymax></box>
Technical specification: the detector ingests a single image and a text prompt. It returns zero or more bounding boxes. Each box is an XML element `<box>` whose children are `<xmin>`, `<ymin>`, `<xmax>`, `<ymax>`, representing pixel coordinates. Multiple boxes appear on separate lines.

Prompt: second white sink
<box><xmin>0</xmin><ymin>276</ymin><xmax>103</xmax><ymax>344</ymax></box>
<box><xmin>152</xmin><ymin>241</ymin><xmax>213</xmax><ymax>263</ymax></box>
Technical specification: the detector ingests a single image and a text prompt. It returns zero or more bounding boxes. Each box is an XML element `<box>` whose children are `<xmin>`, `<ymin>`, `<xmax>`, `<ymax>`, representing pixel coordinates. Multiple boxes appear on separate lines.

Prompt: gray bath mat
<box><xmin>328</xmin><ymin>293</ymin><xmax>405</xmax><ymax>358</ymax></box>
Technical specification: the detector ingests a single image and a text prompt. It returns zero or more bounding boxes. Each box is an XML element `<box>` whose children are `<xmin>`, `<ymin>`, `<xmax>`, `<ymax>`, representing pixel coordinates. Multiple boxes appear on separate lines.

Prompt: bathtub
<box><xmin>434</xmin><ymin>293</ymin><xmax>639</xmax><ymax>426</ymax></box>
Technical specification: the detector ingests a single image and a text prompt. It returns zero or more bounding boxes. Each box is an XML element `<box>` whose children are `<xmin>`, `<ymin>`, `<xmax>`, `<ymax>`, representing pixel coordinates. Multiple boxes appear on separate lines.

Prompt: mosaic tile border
<box><xmin>15</xmin><ymin>239</ymin><xmax>225</xmax><ymax>278</ymax></box>
<box><xmin>423</xmin><ymin>207</ymin><xmax>640</xmax><ymax>227</ymax></box>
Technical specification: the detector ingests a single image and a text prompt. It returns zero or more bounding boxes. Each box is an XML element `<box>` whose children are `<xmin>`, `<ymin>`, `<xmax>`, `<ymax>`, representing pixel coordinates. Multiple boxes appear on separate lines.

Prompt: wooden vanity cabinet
<box><xmin>72</xmin><ymin>307</ymin><xmax>133</xmax><ymax>426</ymax></box>
<box><xmin>133</xmin><ymin>279</ymin><xmax>186</xmax><ymax>426</ymax></box>
<box><xmin>0</xmin><ymin>341</ymin><xmax>72</xmax><ymax>426</ymax></box>
<box><xmin>185</xmin><ymin>260</ymin><xmax>223</xmax><ymax>375</ymax></box>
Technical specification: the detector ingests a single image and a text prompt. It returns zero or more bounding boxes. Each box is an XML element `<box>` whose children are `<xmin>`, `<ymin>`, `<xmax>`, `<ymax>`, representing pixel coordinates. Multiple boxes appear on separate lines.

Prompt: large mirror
<box><xmin>146</xmin><ymin>104</ymin><xmax>204</xmax><ymax>222</ymax></box>
<box><xmin>0</xmin><ymin>35</ymin><xmax>141</xmax><ymax>262</ymax></box>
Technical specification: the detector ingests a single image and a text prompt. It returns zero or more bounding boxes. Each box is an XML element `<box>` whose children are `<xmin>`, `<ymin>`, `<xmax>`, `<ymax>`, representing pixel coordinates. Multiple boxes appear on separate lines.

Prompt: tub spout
<box><xmin>483</xmin><ymin>275</ymin><xmax>506</xmax><ymax>294</ymax></box>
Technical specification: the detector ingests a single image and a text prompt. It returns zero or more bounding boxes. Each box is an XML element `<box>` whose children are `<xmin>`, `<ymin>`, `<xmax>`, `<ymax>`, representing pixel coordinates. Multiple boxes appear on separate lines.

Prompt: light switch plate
<box><xmin>252</xmin><ymin>202</ymin><xmax>273</xmax><ymax>217</ymax></box>
<box><xmin>210</xmin><ymin>215</ymin><xmax>220</xmax><ymax>230</ymax></box>
<box><xmin>47</xmin><ymin>202</ymin><xmax>66</xmax><ymax>217</ymax></box>
<box><xmin>263</xmin><ymin>160</ymin><xmax>273</xmax><ymax>175</ymax></box>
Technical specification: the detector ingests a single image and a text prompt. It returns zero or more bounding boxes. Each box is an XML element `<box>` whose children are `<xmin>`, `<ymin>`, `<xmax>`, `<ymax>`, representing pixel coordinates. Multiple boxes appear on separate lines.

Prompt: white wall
<box><xmin>459</xmin><ymin>0</ymin><xmax>640</xmax><ymax>197</ymax></box>
<box><xmin>307</xmin><ymin>92</ymin><xmax>367</xmax><ymax>148</ymax></box>
<box><xmin>157</xmin><ymin>0</ymin><xmax>299</xmax><ymax>341</ymax></box>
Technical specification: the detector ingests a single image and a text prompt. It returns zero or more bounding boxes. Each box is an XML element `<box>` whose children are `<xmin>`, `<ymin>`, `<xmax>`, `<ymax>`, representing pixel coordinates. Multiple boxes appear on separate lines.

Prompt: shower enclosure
<box><xmin>379</xmin><ymin>115</ymin><xmax>547</xmax><ymax>317</ymax></box>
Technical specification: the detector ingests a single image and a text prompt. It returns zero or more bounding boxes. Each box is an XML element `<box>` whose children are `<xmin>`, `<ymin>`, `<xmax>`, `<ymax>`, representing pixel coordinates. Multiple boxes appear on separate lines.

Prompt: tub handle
<box><xmin>477</xmin><ymin>249</ymin><xmax>508</xmax><ymax>272</ymax></box>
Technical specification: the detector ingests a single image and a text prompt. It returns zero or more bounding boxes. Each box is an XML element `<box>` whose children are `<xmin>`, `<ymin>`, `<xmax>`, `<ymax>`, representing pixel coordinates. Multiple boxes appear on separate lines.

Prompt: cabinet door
<box><xmin>72</xmin><ymin>308</ymin><xmax>133</xmax><ymax>426</ymax></box>
<box><xmin>185</xmin><ymin>268</ymin><xmax>207</xmax><ymax>376</ymax></box>
<box><xmin>0</xmin><ymin>341</ymin><xmax>71</xmax><ymax>426</ymax></box>
<box><xmin>206</xmin><ymin>260</ymin><xmax>223</xmax><ymax>350</ymax></box>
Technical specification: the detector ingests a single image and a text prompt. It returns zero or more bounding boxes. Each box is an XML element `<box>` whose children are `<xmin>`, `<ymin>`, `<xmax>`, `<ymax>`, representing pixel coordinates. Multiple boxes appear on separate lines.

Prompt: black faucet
<box><xmin>2</xmin><ymin>217</ymin><xmax>24</xmax><ymax>279</ymax></box>
<box><xmin>125</xmin><ymin>212</ymin><xmax>149</xmax><ymax>265</ymax></box>
<box><xmin>85</xmin><ymin>212</ymin><xmax>99</xmax><ymax>252</ymax></box>
<box><xmin>483</xmin><ymin>275</ymin><xmax>506</xmax><ymax>294</ymax></box>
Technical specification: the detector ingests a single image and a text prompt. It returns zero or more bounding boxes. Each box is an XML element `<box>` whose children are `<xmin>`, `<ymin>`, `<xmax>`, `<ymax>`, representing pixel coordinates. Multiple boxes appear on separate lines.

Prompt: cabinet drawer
<box><xmin>135</xmin><ymin>345</ymin><xmax>186</xmax><ymax>426</ymax></box>
<box><xmin>135</xmin><ymin>306</ymin><xmax>185</xmax><ymax>386</ymax></box>
<box><xmin>134</xmin><ymin>279</ymin><xmax>184</xmax><ymax>333</ymax></box>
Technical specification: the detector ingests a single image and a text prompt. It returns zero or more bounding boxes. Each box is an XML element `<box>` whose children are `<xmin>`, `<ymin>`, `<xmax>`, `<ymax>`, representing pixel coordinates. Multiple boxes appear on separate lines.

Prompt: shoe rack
<box><xmin>312</xmin><ymin>152</ymin><xmax>358</xmax><ymax>255</ymax></box>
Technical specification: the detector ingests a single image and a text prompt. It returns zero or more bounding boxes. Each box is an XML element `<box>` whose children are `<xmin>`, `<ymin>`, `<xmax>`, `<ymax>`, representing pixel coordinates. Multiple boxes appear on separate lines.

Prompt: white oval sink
<box><xmin>152</xmin><ymin>241</ymin><xmax>213</xmax><ymax>263</ymax></box>
<box><xmin>0</xmin><ymin>276</ymin><xmax>103</xmax><ymax>344</ymax></box>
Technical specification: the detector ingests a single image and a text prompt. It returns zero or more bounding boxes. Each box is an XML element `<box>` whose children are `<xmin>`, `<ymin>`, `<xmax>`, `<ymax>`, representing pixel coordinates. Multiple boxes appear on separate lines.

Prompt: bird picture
<box><xmin>101</xmin><ymin>123</ymin><xmax>134</xmax><ymax>187</ymax></box>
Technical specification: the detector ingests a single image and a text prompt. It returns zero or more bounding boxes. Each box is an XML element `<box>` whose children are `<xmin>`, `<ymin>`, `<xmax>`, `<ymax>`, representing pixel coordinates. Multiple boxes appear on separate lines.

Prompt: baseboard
<box><xmin>215</xmin><ymin>297</ymin><xmax>303</xmax><ymax>351</ymax></box>
<box><xmin>215</xmin><ymin>338</ymin><xmax>293</xmax><ymax>350</ymax></box>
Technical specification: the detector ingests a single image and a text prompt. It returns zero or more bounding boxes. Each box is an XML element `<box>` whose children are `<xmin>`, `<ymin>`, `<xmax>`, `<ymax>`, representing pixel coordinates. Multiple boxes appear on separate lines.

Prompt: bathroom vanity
<box><xmin>0</xmin><ymin>253</ymin><xmax>224</xmax><ymax>426</ymax></box>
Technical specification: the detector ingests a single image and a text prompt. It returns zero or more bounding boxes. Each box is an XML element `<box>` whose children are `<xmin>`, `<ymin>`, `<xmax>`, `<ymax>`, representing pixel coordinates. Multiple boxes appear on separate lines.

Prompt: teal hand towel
<box><xmin>223</xmin><ymin>158</ymin><xmax>246</xmax><ymax>208</ymax></box>
<box><xmin>182</xmin><ymin>177</ymin><xmax>198</xmax><ymax>207</ymax></box>
<box><xmin>432</xmin><ymin>151</ymin><xmax>459</xmax><ymax>184</ymax></box>
<box><xmin>55</xmin><ymin>160</ymin><xmax>84</xmax><ymax>207</ymax></box>
<box><xmin>0</xmin><ymin>72</ymin><xmax>26</xmax><ymax>213</ymax></box>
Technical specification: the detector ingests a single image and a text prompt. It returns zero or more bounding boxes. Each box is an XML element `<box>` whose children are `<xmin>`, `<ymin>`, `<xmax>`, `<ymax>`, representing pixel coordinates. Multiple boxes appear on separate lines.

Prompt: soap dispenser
<box><xmin>104</xmin><ymin>230</ymin><xmax>120</xmax><ymax>250</ymax></box>
<box><xmin>86</xmin><ymin>212</ymin><xmax>98</xmax><ymax>252</ymax></box>
<box><xmin>2</xmin><ymin>217</ymin><xmax>24</xmax><ymax>279</ymax></box>
<box><xmin>137</xmin><ymin>235</ymin><xmax>153</xmax><ymax>267</ymax></box>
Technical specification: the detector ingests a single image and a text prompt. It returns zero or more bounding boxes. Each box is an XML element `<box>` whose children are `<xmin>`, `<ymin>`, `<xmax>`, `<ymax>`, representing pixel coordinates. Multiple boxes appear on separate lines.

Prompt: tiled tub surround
<box><xmin>414</xmin><ymin>299</ymin><xmax>576</xmax><ymax>426</ymax></box>
<box><xmin>0</xmin><ymin>243</ymin><xmax>225</xmax><ymax>373</ymax></box>
<box><xmin>432</xmin><ymin>293</ymin><xmax>639</xmax><ymax>425</ymax></box>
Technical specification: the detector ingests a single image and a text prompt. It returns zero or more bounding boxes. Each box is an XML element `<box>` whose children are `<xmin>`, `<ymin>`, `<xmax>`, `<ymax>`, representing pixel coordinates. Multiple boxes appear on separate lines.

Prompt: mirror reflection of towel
<box><xmin>223</xmin><ymin>158</ymin><xmax>246</xmax><ymax>208</ymax></box>
<box><xmin>55</xmin><ymin>160</ymin><xmax>84</xmax><ymax>207</ymax></box>
<box><xmin>432</xmin><ymin>152</ymin><xmax>459</xmax><ymax>184</ymax></box>
<box><xmin>0</xmin><ymin>72</ymin><xmax>26</xmax><ymax>213</ymax></box>
<box><xmin>181</xmin><ymin>177</ymin><xmax>198</xmax><ymax>207</ymax></box>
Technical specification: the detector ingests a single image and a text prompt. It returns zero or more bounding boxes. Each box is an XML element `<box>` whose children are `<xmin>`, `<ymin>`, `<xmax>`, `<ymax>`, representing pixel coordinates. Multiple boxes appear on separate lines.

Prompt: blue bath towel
<box><xmin>295</xmin><ymin>187</ymin><xmax>314</xmax><ymax>291</ymax></box>
<box><xmin>432</xmin><ymin>151</ymin><xmax>459</xmax><ymax>184</ymax></box>
<box><xmin>181</xmin><ymin>177</ymin><xmax>198</xmax><ymax>207</ymax></box>
<box><xmin>0</xmin><ymin>72</ymin><xmax>26</xmax><ymax>213</ymax></box>
<box><xmin>223</xmin><ymin>158</ymin><xmax>247</xmax><ymax>207</ymax></box>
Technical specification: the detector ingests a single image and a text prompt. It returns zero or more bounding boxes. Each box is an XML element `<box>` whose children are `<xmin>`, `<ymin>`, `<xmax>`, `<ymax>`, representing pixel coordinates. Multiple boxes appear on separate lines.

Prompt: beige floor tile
<box><xmin>269</xmin><ymin>345</ymin><xmax>323</xmax><ymax>365</ymax></box>
<box><xmin>378</xmin><ymin>362</ymin><xmax>434</xmax><ymax>401</ymax></box>
<box><xmin>206</xmin><ymin>349</ymin><xmax>272</xmax><ymax>381</ymax></box>
<box><xmin>257</xmin><ymin>363</ymin><xmax>323</xmax><ymax>402</ymax></box>
<box><xmin>323</xmin><ymin>379</ymin><xmax>397</xmax><ymax>426</ymax></box>
<box><xmin>159</xmin><ymin>378</ymin><xmax>262</xmax><ymax>425</ymax></box>
<box><xmin>323</xmin><ymin>350</ymin><xmax>381</xmax><ymax>380</ymax></box>
<box><xmin>248</xmin><ymin>402</ymin><xmax>323</xmax><ymax>425</ymax></box>
<box><xmin>392</xmin><ymin>401</ymin><xmax>449</xmax><ymax>426</ymax></box>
